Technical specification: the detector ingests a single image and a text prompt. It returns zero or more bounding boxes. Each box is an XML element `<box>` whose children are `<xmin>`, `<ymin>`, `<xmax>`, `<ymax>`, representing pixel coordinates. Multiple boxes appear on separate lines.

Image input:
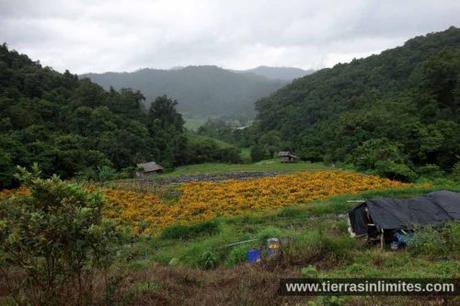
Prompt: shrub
<box><xmin>349</xmin><ymin>138</ymin><xmax>418</xmax><ymax>182</ymax></box>
<box><xmin>375</xmin><ymin>160</ymin><xmax>417</xmax><ymax>182</ymax></box>
<box><xmin>286</xmin><ymin>230</ymin><xmax>355</xmax><ymax>265</ymax></box>
<box><xmin>416</xmin><ymin>164</ymin><xmax>445</xmax><ymax>178</ymax></box>
<box><xmin>301</xmin><ymin>265</ymin><xmax>318</xmax><ymax>278</ymax></box>
<box><xmin>184</xmin><ymin>135</ymin><xmax>242</xmax><ymax>164</ymax></box>
<box><xmin>407</xmin><ymin>223</ymin><xmax>460</xmax><ymax>259</ymax></box>
<box><xmin>160</xmin><ymin>220</ymin><xmax>220</xmax><ymax>240</ymax></box>
<box><xmin>198</xmin><ymin>249</ymin><xmax>219</xmax><ymax>269</ymax></box>
<box><xmin>452</xmin><ymin>162</ymin><xmax>460</xmax><ymax>179</ymax></box>
<box><xmin>250</xmin><ymin>144</ymin><xmax>269</xmax><ymax>162</ymax></box>
<box><xmin>77</xmin><ymin>165</ymin><xmax>117</xmax><ymax>182</ymax></box>
<box><xmin>218</xmin><ymin>147</ymin><xmax>242</xmax><ymax>163</ymax></box>
<box><xmin>224</xmin><ymin>245</ymin><xmax>251</xmax><ymax>267</ymax></box>
<box><xmin>442</xmin><ymin>223</ymin><xmax>460</xmax><ymax>258</ymax></box>
<box><xmin>256</xmin><ymin>226</ymin><xmax>286</xmax><ymax>243</ymax></box>
<box><xmin>407</xmin><ymin>227</ymin><xmax>445</xmax><ymax>257</ymax></box>
<box><xmin>349</xmin><ymin>138</ymin><xmax>406</xmax><ymax>170</ymax></box>
<box><xmin>0</xmin><ymin>165</ymin><xmax>120</xmax><ymax>304</ymax></box>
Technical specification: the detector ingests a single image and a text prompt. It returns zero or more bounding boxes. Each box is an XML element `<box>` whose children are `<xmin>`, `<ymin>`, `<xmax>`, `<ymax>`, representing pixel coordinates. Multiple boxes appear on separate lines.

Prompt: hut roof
<box><xmin>278</xmin><ymin>151</ymin><xmax>298</xmax><ymax>158</ymax></box>
<box><xmin>137</xmin><ymin>161</ymin><xmax>164</xmax><ymax>172</ymax></box>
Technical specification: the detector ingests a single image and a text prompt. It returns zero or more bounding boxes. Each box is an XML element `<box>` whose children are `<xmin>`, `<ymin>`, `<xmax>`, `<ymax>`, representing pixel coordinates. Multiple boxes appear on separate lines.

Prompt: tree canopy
<box><xmin>254</xmin><ymin>27</ymin><xmax>460</xmax><ymax>180</ymax></box>
<box><xmin>0</xmin><ymin>44</ymin><xmax>188</xmax><ymax>187</ymax></box>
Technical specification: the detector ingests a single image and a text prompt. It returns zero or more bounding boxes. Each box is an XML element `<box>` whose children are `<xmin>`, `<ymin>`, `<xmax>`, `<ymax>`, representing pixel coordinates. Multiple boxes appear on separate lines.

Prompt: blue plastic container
<box><xmin>246</xmin><ymin>248</ymin><xmax>261</xmax><ymax>263</ymax></box>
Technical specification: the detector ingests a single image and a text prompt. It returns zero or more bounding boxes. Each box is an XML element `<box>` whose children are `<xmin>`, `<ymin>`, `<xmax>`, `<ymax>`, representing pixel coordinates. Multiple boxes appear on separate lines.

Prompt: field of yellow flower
<box><xmin>100</xmin><ymin>170</ymin><xmax>407</xmax><ymax>234</ymax></box>
<box><xmin>0</xmin><ymin>170</ymin><xmax>409</xmax><ymax>234</ymax></box>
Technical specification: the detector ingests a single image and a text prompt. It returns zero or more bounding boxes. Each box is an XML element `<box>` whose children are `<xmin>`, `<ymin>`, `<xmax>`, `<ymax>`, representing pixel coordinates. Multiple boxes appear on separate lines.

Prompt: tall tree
<box><xmin>148</xmin><ymin>95</ymin><xmax>187</xmax><ymax>167</ymax></box>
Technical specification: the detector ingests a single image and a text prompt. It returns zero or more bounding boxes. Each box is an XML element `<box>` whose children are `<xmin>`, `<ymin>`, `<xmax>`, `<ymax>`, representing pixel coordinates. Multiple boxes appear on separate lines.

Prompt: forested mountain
<box><xmin>242</xmin><ymin>66</ymin><xmax>313</xmax><ymax>81</ymax></box>
<box><xmin>255</xmin><ymin>27</ymin><xmax>460</xmax><ymax>181</ymax></box>
<box><xmin>0</xmin><ymin>44</ymin><xmax>242</xmax><ymax>188</ymax></box>
<box><xmin>81</xmin><ymin>66</ymin><xmax>286</xmax><ymax>120</ymax></box>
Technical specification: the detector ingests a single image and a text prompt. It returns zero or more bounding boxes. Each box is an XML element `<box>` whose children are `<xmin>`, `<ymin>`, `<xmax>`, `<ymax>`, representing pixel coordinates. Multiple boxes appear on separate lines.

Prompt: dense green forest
<box><xmin>0</xmin><ymin>44</ymin><xmax>240</xmax><ymax>188</ymax></box>
<box><xmin>254</xmin><ymin>27</ymin><xmax>460</xmax><ymax>181</ymax></box>
<box><xmin>2</xmin><ymin>27</ymin><xmax>459</xmax><ymax>187</ymax></box>
<box><xmin>81</xmin><ymin>66</ymin><xmax>290</xmax><ymax>121</ymax></box>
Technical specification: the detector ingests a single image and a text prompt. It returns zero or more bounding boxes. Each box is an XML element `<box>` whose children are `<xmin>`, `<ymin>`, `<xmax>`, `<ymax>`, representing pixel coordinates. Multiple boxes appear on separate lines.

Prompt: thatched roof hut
<box><xmin>136</xmin><ymin>161</ymin><xmax>164</xmax><ymax>177</ymax></box>
<box><xmin>278</xmin><ymin>151</ymin><xmax>298</xmax><ymax>163</ymax></box>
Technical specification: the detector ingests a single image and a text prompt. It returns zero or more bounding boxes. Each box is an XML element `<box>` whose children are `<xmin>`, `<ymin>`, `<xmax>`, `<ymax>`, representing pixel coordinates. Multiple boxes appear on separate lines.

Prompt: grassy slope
<box><xmin>109</xmin><ymin>158</ymin><xmax>460</xmax><ymax>304</ymax></box>
<box><xmin>113</xmin><ymin>184</ymin><xmax>460</xmax><ymax>304</ymax></box>
<box><xmin>186</xmin><ymin>132</ymin><xmax>235</xmax><ymax>148</ymax></box>
<box><xmin>162</xmin><ymin>159</ymin><xmax>331</xmax><ymax>177</ymax></box>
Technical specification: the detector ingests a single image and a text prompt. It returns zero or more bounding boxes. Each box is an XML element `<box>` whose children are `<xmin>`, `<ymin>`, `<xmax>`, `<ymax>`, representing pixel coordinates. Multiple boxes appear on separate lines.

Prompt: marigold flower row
<box><xmin>99</xmin><ymin>170</ymin><xmax>408</xmax><ymax>234</ymax></box>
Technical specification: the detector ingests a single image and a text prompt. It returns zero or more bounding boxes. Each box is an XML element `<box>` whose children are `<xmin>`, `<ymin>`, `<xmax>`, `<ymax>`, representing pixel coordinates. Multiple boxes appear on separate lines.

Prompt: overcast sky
<box><xmin>1</xmin><ymin>0</ymin><xmax>459</xmax><ymax>74</ymax></box>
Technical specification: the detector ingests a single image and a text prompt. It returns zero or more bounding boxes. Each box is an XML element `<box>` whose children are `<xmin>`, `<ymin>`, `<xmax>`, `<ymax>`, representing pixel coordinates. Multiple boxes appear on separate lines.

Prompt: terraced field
<box><xmin>101</xmin><ymin>170</ymin><xmax>407</xmax><ymax>233</ymax></box>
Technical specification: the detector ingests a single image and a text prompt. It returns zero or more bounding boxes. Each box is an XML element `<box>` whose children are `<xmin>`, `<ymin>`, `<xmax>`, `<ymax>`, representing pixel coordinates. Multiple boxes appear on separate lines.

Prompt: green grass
<box><xmin>110</xmin><ymin>183</ymin><xmax>460</xmax><ymax>306</ymax></box>
<box><xmin>162</xmin><ymin>159</ymin><xmax>330</xmax><ymax>177</ymax></box>
<box><xmin>116</xmin><ymin>184</ymin><xmax>460</xmax><ymax>271</ymax></box>
<box><xmin>186</xmin><ymin>133</ymin><xmax>234</xmax><ymax>148</ymax></box>
<box><xmin>108</xmin><ymin>181</ymin><xmax>460</xmax><ymax>304</ymax></box>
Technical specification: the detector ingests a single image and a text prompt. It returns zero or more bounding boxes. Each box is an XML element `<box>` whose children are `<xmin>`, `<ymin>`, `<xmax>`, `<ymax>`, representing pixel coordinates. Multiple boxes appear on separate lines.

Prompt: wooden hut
<box><xmin>278</xmin><ymin>151</ymin><xmax>298</xmax><ymax>163</ymax></box>
<box><xmin>136</xmin><ymin>161</ymin><xmax>164</xmax><ymax>177</ymax></box>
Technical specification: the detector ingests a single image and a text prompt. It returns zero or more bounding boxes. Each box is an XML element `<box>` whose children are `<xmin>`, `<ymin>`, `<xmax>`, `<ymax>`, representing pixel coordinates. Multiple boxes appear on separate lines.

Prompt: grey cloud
<box><xmin>0</xmin><ymin>0</ymin><xmax>458</xmax><ymax>74</ymax></box>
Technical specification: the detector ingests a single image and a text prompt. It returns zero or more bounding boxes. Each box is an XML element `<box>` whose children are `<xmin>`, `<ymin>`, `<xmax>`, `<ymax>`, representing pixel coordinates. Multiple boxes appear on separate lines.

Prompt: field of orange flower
<box><xmin>98</xmin><ymin>170</ymin><xmax>408</xmax><ymax>234</ymax></box>
<box><xmin>0</xmin><ymin>170</ymin><xmax>409</xmax><ymax>234</ymax></box>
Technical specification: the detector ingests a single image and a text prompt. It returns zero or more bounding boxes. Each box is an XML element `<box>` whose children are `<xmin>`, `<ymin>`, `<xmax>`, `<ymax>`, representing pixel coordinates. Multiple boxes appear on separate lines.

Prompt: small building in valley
<box><xmin>136</xmin><ymin>161</ymin><xmax>164</xmax><ymax>177</ymax></box>
<box><xmin>278</xmin><ymin>151</ymin><xmax>298</xmax><ymax>163</ymax></box>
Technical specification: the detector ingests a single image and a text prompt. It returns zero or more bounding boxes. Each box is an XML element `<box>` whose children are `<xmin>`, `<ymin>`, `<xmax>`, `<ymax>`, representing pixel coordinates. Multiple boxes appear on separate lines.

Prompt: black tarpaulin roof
<box><xmin>349</xmin><ymin>191</ymin><xmax>460</xmax><ymax>235</ymax></box>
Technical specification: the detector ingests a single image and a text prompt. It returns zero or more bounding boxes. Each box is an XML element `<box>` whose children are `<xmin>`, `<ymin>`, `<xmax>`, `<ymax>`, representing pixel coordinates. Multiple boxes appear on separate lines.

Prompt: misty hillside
<box><xmin>81</xmin><ymin>66</ymin><xmax>287</xmax><ymax>120</ymax></box>
<box><xmin>241</xmin><ymin>66</ymin><xmax>313</xmax><ymax>81</ymax></box>
<box><xmin>255</xmin><ymin>26</ymin><xmax>460</xmax><ymax>180</ymax></box>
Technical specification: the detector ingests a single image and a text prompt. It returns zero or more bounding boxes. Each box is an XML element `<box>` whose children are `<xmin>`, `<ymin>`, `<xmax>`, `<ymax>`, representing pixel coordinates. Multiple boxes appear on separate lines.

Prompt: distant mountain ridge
<box><xmin>80</xmin><ymin>65</ymin><xmax>311</xmax><ymax>120</ymax></box>
<box><xmin>239</xmin><ymin>66</ymin><xmax>313</xmax><ymax>81</ymax></box>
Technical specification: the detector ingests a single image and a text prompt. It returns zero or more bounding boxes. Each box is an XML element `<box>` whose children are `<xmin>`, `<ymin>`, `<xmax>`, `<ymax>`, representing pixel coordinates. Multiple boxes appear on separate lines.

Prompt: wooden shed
<box><xmin>136</xmin><ymin>161</ymin><xmax>164</xmax><ymax>177</ymax></box>
<box><xmin>278</xmin><ymin>151</ymin><xmax>298</xmax><ymax>163</ymax></box>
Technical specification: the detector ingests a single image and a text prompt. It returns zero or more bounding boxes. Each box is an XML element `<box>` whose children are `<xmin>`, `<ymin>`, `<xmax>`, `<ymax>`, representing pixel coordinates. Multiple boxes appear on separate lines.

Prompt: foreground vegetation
<box><xmin>91</xmin><ymin>183</ymin><xmax>460</xmax><ymax>305</ymax></box>
<box><xmin>1</xmin><ymin>27</ymin><xmax>460</xmax><ymax>305</ymax></box>
<box><xmin>1</xmin><ymin>164</ymin><xmax>459</xmax><ymax>305</ymax></box>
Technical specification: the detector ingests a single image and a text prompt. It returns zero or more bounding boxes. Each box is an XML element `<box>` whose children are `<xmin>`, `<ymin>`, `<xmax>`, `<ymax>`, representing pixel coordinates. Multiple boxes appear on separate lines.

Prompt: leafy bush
<box><xmin>416</xmin><ymin>164</ymin><xmax>445</xmax><ymax>178</ymax></box>
<box><xmin>286</xmin><ymin>230</ymin><xmax>355</xmax><ymax>264</ymax></box>
<box><xmin>160</xmin><ymin>220</ymin><xmax>220</xmax><ymax>240</ymax></box>
<box><xmin>224</xmin><ymin>245</ymin><xmax>251</xmax><ymax>267</ymax></box>
<box><xmin>0</xmin><ymin>165</ymin><xmax>120</xmax><ymax>304</ymax></box>
<box><xmin>250</xmin><ymin>144</ymin><xmax>269</xmax><ymax>162</ymax></box>
<box><xmin>375</xmin><ymin>161</ymin><xmax>417</xmax><ymax>182</ymax></box>
<box><xmin>217</xmin><ymin>147</ymin><xmax>242</xmax><ymax>163</ymax></box>
<box><xmin>349</xmin><ymin>138</ymin><xmax>406</xmax><ymax>170</ymax></box>
<box><xmin>407</xmin><ymin>226</ymin><xmax>447</xmax><ymax>258</ymax></box>
<box><xmin>77</xmin><ymin>165</ymin><xmax>118</xmax><ymax>182</ymax></box>
<box><xmin>198</xmin><ymin>249</ymin><xmax>219</xmax><ymax>269</ymax></box>
<box><xmin>256</xmin><ymin>226</ymin><xmax>286</xmax><ymax>243</ymax></box>
<box><xmin>347</xmin><ymin>138</ymin><xmax>418</xmax><ymax>182</ymax></box>
<box><xmin>184</xmin><ymin>134</ymin><xmax>242</xmax><ymax>164</ymax></box>
<box><xmin>301</xmin><ymin>265</ymin><xmax>318</xmax><ymax>278</ymax></box>
<box><xmin>407</xmin><ymin>223</ymin><xmax>460</xmax><ymax>258</ymax></box>
<box><xmin>444</xmin><ymin>223</ymin><xmax>460</xmax><ymax>257</ymax></box>
<box><xmin>452</xmin><ymin>162</ymin><xmax>460</xmax><ymax>179</ymax></box>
